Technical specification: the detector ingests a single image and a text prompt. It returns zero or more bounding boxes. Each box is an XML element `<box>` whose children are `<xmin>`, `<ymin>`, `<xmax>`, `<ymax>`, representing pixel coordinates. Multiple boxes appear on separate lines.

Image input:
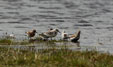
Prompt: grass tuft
<box><xmin>0</xmin><ymin>39</ymin><xmax>13</xmax><ymax>45</ymax></box>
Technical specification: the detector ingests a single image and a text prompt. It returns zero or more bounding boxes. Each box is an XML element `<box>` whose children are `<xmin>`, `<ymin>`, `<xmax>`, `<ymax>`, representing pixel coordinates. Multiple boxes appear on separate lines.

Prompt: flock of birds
<box><xmin>26</xmin><ymin>28</ymin><xmax>81</xmax><ymax>42</ymax></box>
<box><xmin>6</xmin><ymin>28</ymin><xmax>81</xmax><ymax>43</ymax></box>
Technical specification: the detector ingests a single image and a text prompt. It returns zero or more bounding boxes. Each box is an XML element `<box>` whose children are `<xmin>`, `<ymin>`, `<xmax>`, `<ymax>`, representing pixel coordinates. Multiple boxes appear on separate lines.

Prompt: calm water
<box><xmin>0</xmin><ymin>0</ymin><xmax>113</xmax><ymax>53</ymax></box>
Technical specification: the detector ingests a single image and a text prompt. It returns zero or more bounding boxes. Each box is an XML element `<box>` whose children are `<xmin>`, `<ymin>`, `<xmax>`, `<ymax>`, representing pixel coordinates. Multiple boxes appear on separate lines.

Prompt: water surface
<box><xmin>0</xmin><ymin>0</ymin><xmax>113</xmax><ymax>53</ymax></box>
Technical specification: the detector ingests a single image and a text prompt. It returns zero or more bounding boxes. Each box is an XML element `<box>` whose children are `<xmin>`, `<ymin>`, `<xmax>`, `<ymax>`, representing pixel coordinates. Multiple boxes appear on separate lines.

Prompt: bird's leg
<box><xmin>51</xmin><ymin>37</ymin><xmax>52</xmax><ymax>40</ymax></box>
<box><xmin>28</xmin><ymin>37</ymin><xmax>31</xmax><ymax>40</ymax></box>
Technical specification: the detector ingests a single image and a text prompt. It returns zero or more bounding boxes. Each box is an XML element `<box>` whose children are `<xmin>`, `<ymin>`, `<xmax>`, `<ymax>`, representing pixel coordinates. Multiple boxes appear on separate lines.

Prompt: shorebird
<box><xmin>26</xmin><ymin>29</ymin><xmax>37</xmax><ymax>39</ymax></box>
<box><xmin>4</xmin><ymin>32</ymin><xmax>15</xmax><ymax>39</ymax></box>
<box><xmin>61</xmin><ymin>30</ymin><xmax>69</xmax><ymax>40</ymax></box>
<box><xmin>69</xmin><ymin>30</ymin><xmax>81</xmax><ymax>42</ymax></box>
<box><xmin>9</xmin><ymin>33</ymin><xmax>15</xmax><ymax>38</ymax></box>
<box><xmin>39</xmin><ymin>28</ymin><xmax>60</xmax><ymax>40</ymax></box>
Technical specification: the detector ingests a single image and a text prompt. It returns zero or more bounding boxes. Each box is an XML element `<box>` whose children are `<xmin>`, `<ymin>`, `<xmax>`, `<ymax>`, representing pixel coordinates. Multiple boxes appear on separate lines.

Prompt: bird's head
<box><xmin>32</xmin><ymin>29</ymin><xmax>37</xmax><ymax>33</ymax></box>
<box><xmin>55</xmin><ymin>28</ymin><xmax>61</xmax><ymax>33</ymax></box>
<box><xmin>62</xmin><ymin>30</ymin><xmax>66</xmax><ymax>33</ymax></box>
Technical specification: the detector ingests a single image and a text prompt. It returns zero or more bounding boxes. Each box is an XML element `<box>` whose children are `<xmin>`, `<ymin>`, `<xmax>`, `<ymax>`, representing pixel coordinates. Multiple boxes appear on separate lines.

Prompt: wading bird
<box><xmin>39</xmin><ymin>28</ymin><xmax>60</xmax><ymax>40</ymax></box>
<box><xmin>26</xmin><ymin>29</ymin><xmax>37</xmax><ymax>39</ymax></box>
<box><xmin>61</xmin><ymin>30</ymin><xmax>69</xmax><ymax>40</ymax></box>
<box><xmin>69</xmin><ymin>30</ymin><xmax>81</xmax><ymax>43</ymax></box>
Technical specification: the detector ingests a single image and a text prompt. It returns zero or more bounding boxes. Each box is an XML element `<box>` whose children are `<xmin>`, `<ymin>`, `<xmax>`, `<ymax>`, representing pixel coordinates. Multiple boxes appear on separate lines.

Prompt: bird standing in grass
<box><xmin>39</xmin><ymin>28</ymin><xmax>60</xmax><ymax>40</ymax></box>
<box><xmin>69</xmin><ymin>30</ymin><xmax>81</xmax><ymax>42</ymax></box>
<box><xmin>26</xmin><ymin>29</ymin><xmax>37</xmax><ymax>39</ymax></box>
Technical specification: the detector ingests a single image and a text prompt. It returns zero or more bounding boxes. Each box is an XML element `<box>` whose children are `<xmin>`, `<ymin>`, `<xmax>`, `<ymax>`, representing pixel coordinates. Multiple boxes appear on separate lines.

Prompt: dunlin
<box><xmin>26</xmin><ymin>29</ymin><xmax>37</xmax><ymax>39</ymax></box>
<box><xmin>69</xmin><ymin>30</ymin><xmax>81</xmax><ymax>42</ymax></box>
<box><xmin>39</xmin><ymin>28</ymin><xmax>60</xmax><ymax>40</ymax></box>
<box><xmin>61</xmin><ymin>30</ymin><xmax>69</xmax><ymax>40</ymax></box>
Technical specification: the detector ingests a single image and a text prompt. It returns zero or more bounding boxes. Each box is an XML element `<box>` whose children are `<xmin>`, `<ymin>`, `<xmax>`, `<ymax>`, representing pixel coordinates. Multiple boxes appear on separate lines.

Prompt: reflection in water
<box><xmin>0</xmin><ymin>41</ymin><xmax>81</xmax><ymax>52</ymax></box>
<box><xmin>75</xmin><ymin>41</ymin><xmax>80</xmax><ymax>47</ymax></box>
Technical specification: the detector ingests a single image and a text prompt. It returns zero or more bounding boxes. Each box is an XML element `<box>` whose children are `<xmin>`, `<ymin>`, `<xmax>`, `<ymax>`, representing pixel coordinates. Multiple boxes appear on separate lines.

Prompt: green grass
<box><xmin>0</xmin><ymin>38</ymin><xmax>31</xmax><ymax>45</ymax></box>
<box><xmin>0</xmin><ymin>48</ymin><xmax>113</xmax><ymax>67</ymax></box>
<box><xmin>0</xmin><ymin>37</ymin><xmax>67</xmax><ymax>45</ymax></box>
<box><xmin>0</xmin><ymin>39</ymin><xmax>12</xmax><ymax>45</ymax></box>
<box><xmin>0</xmin><ymin>36</ymin><xmax>113</xmax><ymax>67</ymax></box>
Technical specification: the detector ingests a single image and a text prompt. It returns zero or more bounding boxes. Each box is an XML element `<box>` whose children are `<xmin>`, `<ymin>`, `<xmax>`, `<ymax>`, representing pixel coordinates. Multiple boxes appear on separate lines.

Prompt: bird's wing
<box><xmin>70</xmin><ymin>34</ymin><xmax>75</xmax><ymax>38</ymax></box>
<box><xmin>39</xmin><ymin>33</ymin><xmax>49</xmax><ymax>38</ymax></box>
<box><xmin>26</xmin><ymin>31</ymin><xmax>32</xmax><ymax>34</ymax></box>
<box><xmin>44</xmin><ymin>31</ymin><xmax>53</xmax><ymax>35</ymax></box>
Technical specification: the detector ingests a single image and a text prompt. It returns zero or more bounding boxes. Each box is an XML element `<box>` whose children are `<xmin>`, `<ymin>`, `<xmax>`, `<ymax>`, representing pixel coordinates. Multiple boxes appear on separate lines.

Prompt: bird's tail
<box><xmin>75</xmin><ymin>29</ymin><xmax>81</xmax><ymax>39</ymax></box>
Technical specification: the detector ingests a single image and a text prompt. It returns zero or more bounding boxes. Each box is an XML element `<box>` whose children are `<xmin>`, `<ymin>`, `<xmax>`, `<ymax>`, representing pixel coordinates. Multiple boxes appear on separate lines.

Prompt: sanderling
<box><xmin>69</xmin><ymin>30</ymin><xmax>81</xmax><ymax>42</ymax></box>
<box><xmin>61</xmin><ymin>30</ymin><xmax>69</xmax><ymax>40</ymax></box>
<box><xmin>39</xmin><ymin>28</ymin><xmax>60</xmax><ymax>40</ymax></box>
<box><xmin>26</xmin><ymin>29</ymin><xmax>37</xmax><ymax>39</ymax></box>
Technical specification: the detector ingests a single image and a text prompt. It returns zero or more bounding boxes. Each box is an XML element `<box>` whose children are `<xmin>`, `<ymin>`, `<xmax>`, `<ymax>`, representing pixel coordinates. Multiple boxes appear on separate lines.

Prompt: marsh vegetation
<box><xmin>0</xmin><ymin>47</ymin><xmax>113</xmax><ymax>67</ymax></box>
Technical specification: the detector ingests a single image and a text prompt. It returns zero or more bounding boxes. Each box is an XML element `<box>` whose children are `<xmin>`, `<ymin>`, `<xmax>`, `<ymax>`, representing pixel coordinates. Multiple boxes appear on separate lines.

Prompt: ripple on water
<box><xmin>95</xmin><ymin>21</ymin><xmax>103</xmax><ymax>23</ymax></box>
<box><xmin>20</xmin><ymin>17</ymin><xmax>33</xmax><ymax>21</ymax></box>
<box><xmin>58</xmin><ymin>27</ymin><xmax>69</xmax><ymax>29</ymax></box>
<box><xmin>7</xmin><ymin>12</ymin><xmax>19</xmax><ymax>15</ymax></box>
<box><xmin>39</xmin><ymin>11</ymin><xmax>64</xmax><ymax>15</ymax></box>
<box><xmin>2</xmin><ymin>0</ymin><xmax>20</xmax><ymax>2</ymax></box>
<box><xmin>55</xmin><ymin>20</ymin><xmax>64</xmax><ymax>22</ymax></box>
<box><xmin>102</xmin><ymin>8</ymin><xmax>112</xmax><ymax>13</ymax></box>
<box><xmin>63</xmin><ymin>1</ymin><xmax>78</xmax><ymax>9</ymax></box>
<box><xmin>0</xmin><ymin>22</ymin><xmax>5</xmax><ymax>24</ymax></box>
<box><xmin>49</xmin><ymin>24</ymin><xmax>57</xmax><ymax>26</ymax></box>
<box><xmin>78</xmin><ymin>20</ymin><xmax>90</xmax><ymax>23</ymax></box>
<box><xmin>38</xmin><ymin>6</ymin><xmax>62</xmax><ymax>9</ymax></box>
<box><xmin>74</xmin><ymin>24</ymin><xmax>93</xmax><ymax>27</ymax></box>
<box><xmin>7</xmin><ymin>21</ymin><xmax>21</xmax><ymax>24</ymax></box>
<box><xmin>14</xmin><ymin>26</ymin><xmax>29</xmax><ymax>28</ymax></box>
<box><xmin>0</xmin><ymin>29</ymin><xmax>3</xmax><ymax>31</ymax></box>
<box><xmin>106</xmin><ymin>27</ymin><xmax>113</xmax><ymax>31</ymax></box>
<box><xmin>45</xmin><ymin>19</ymin><xmax>64</xmax><ymax>23</ymax></box>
